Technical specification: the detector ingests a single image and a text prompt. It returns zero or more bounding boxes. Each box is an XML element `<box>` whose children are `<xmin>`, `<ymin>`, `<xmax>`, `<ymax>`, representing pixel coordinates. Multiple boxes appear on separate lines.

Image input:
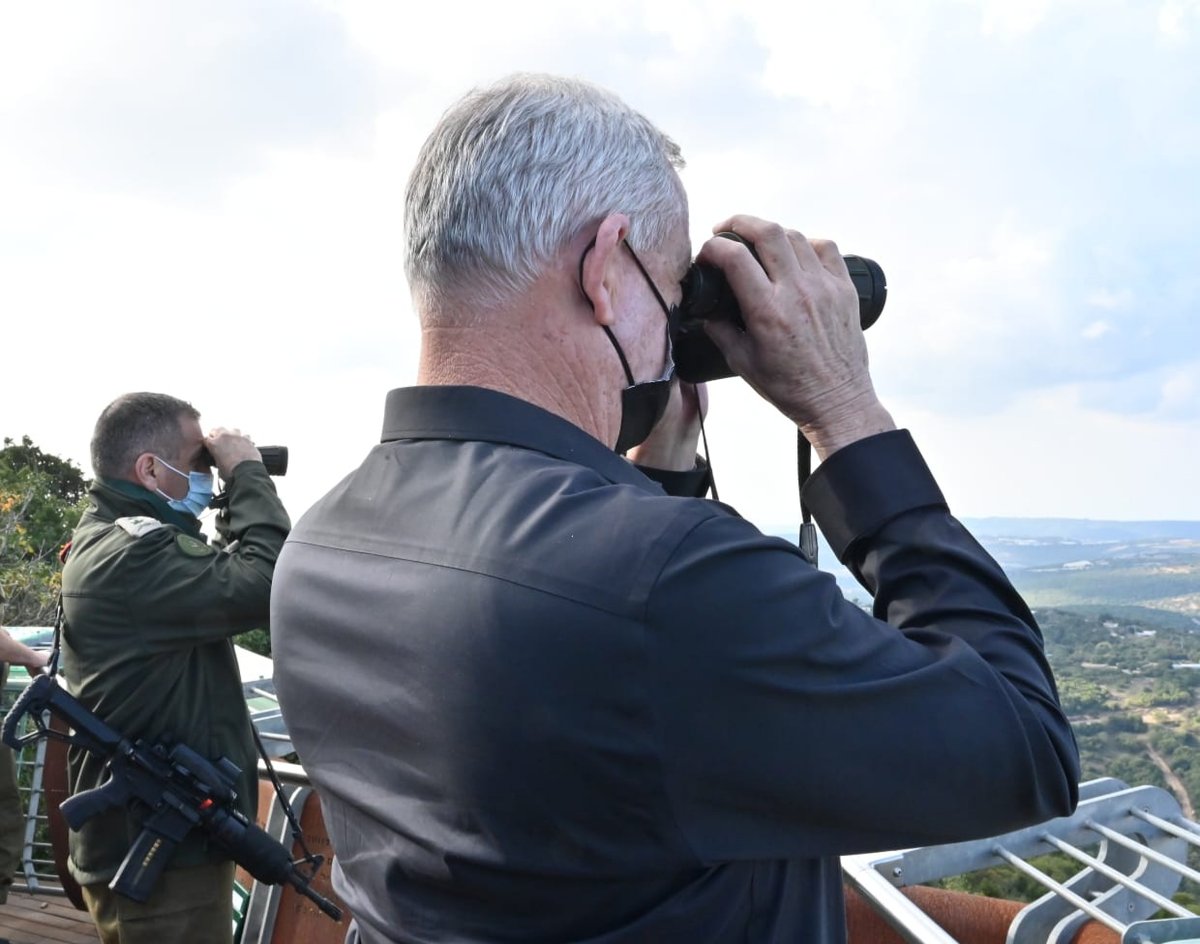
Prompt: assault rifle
<box><xmin>2</xmin><ymin>672</ymin><xmax>341</xmax><ymax>920</ymax></box>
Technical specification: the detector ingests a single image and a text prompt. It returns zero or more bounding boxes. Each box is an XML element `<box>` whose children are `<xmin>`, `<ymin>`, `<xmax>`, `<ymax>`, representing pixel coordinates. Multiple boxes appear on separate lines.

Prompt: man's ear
<box><xmin>132</xmin><ymin>453</ymin><xmax>159</xmax><ymax>492</ymax></box>
<box><xmin>580</xmin><ymin>213</ymin><xmax>630</xmax><ymax>327</ymax></box>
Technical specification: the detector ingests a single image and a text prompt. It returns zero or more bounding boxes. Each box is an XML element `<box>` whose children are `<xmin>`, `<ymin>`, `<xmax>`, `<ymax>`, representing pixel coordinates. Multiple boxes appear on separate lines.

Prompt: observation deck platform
<box><xmin>6</xmin><ymin>632</ymin><xmax>1200</xmax><ymax>943</ymax></box>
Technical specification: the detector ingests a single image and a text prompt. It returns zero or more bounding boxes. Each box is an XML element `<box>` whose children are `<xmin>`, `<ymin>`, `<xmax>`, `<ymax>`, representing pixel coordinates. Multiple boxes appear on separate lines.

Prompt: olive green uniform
<box><xmin>60</xmin><ymin>461</ymin><xmax>289</xmax><ymax>941</ymax></box>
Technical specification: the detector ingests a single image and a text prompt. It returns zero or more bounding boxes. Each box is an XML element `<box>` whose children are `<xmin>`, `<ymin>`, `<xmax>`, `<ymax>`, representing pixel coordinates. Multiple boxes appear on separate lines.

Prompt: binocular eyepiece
<box><xmin>670</xmin><ymin>232</ymin><xmax>887</xmax><ymax>383</ymax></box>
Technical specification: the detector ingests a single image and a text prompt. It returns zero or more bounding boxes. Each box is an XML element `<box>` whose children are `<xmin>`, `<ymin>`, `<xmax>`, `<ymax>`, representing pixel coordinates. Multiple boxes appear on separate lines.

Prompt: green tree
<box><xmin>1058</xmin><ymin>677</ymin><xmax>1111</xmax><ymax>713</ymax></box>
<box><xmin>0</xmin><ymin>436</ymin><xmax>90</xmax><ymax>625</ymax></box>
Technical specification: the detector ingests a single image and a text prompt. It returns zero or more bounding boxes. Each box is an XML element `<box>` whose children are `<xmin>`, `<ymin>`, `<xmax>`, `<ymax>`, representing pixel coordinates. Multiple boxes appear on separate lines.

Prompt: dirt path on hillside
<box><xmin>1145</xmin><ymin>743</ymin><xmax>1197</xmax><ymax>819</ymax></box>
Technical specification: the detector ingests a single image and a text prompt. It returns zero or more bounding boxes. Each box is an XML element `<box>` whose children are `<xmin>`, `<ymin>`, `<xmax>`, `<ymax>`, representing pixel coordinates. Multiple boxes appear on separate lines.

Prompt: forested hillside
<box><xmin>1041</xmin><ymin>606</ymin><xmax>1200</xmax><ymax>808</ymax></box>
<box><xmin>935</xmin><ymin>605</ymin><xmax>1200</xmax><ymax>904</ymax></box>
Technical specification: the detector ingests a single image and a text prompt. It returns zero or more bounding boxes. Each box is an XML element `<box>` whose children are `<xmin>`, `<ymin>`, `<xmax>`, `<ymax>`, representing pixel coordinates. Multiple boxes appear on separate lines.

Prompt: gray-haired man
<box><xmin>272</xmin><ymin>74</ymin><xmax>1078</xmax><ymax>943</ymax></box>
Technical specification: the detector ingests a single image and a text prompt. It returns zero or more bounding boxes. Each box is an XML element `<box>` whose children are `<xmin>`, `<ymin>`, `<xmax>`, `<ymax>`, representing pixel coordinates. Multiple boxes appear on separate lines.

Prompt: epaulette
<box><xmin>114</xmin><ymin>516</ymin><xmax>167</xmax><ymax>538</ymax></box>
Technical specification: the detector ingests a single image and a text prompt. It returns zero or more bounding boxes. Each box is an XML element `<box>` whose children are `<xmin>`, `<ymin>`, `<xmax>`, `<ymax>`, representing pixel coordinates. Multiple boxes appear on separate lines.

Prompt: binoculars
<box><xmin>671</xmin><ymin>232</ymin><xmax>887</xmax><ymax>383</ymax></box>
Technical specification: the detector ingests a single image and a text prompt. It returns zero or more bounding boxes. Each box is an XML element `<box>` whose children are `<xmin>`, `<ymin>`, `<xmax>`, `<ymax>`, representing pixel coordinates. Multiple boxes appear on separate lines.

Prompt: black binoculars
<box><xmin>671</xmin><ymin>232</ymin><xmax>887</xmax><ymax>383</ymax></box>
<box><xmin>200</xmin><ymin>445</ymin><xmax>288</xmax><ymax>476</ymax></box>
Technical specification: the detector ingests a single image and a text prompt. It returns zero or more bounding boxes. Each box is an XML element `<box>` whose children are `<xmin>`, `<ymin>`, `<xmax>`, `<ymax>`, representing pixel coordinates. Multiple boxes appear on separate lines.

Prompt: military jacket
<box><xmin>61</xmin><ymin>461</ymin><xmax>290</xmax><ymax>886</ymax></box>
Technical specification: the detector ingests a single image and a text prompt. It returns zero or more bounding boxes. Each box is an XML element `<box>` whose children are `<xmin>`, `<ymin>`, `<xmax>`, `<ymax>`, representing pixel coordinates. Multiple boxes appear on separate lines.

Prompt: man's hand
<box><xmin>0</xmin><ymin>628</ymin><xmax>50</xmax><ymax>675</ymax></box>
<box><xmin>204</xmin><ymin>428</ymin><xmax>262</xmax><ymax>481</ymax></box>
<box><xmin>698</xmin><ymin>215</ymin><xmax>895</xmax><ymax>459</ymax></box>
<box><xmin>17</xmin><ymin>648</ymin><xmax>50</xmax><ymax>675</ymax></box>
<box><xmin>626</xmin><ymin>381</ymin><xmax>708</xmax><ymax>471</ymax></box>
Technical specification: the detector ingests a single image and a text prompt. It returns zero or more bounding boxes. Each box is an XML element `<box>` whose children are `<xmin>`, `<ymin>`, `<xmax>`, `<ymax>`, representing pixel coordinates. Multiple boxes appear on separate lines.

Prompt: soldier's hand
<box><xmin>0</xmin><ymin>628</ymin><xmax>50</xmax><ymax>675</ymax></box>
<box><xmin>626</xmin><ymin>381</ymin><xmax>707</xmax><ymax>471</ymax></box>
<box><xmin>204</xmin><ymin>428</ymin><xmax>262</xmax><ymax>481</ymax></box>
<box><xmin>18</xmin><ymin>648</ymin><xmax>49</xmax><ymax>675</ymax></box>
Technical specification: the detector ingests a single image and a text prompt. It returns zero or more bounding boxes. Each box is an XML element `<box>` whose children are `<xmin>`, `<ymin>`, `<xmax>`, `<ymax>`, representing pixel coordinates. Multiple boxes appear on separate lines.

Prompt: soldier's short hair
<box><xmin>91</xmin><ymin>392</ymin><xmax>200</xmax><ymax>479</ymax></box>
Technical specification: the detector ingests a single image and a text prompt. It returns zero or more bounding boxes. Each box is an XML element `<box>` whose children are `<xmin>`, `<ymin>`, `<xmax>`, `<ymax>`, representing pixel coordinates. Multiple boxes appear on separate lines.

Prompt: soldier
<box><xmin>60</xmin><ymin>392</ymin><xmax>290</xmax><ymax>944</ymax></box>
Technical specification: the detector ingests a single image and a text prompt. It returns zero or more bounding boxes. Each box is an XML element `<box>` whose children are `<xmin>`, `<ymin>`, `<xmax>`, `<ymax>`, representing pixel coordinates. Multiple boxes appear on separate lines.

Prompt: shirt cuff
<box><xmin>800</xmin><ymin>429</ymin><xmax>947</xmax><ymax>561</ymax></box>
<box><xmin>637</xmin><ymin>458</ymin><xmax>713</xmax><ymax>498</ymax></box>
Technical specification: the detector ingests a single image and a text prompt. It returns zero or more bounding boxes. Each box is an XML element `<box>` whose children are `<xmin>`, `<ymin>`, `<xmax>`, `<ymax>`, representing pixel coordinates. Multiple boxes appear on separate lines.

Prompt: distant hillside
<box><xmin>960</xmin><ymin>518</ymin><xmax>1200</xmax><ymax>615</ymax></box>
<box><xmin>961</xmin><ymin>518</ymin><xmax>1200</xmax><ymax>543</ymax></box>
<box><xmin>772</xmin><ymin>517</ymin><xmax>1200</xmax><ymax>614</ymax></box>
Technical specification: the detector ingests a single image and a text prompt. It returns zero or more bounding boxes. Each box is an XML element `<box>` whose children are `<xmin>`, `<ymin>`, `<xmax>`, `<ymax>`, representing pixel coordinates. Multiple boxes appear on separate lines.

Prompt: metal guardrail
<box><xmin>10</xmin><ymin>627</ymin><xmax>1198</xmax><ymax>943</ymax></box>
<box><xmin>12</xmin><ymin>731</ymin><xmax>56</xmax><ymax>892</ymax></box>
<box><xmin>844</xmin><ymin>778</ymin><xmax>1200</xmax><ymax>944</ymax></box>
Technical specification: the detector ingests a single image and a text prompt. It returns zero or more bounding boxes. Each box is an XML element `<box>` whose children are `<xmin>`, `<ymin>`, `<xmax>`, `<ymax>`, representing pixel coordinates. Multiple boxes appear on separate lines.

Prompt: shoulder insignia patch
<box><xmin>175</xmin><ymin>533</ymin><xmax>215</xmax><ymax>558</ymax></box>
<box><xmin>115</xmin><ymin>516</ymin><xmax>166</xmax><ymax>538</ymax></box>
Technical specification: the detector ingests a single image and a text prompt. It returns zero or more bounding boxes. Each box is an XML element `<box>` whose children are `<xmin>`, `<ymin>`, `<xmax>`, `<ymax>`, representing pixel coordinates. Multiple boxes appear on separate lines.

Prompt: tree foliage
<box><xmin>0</xmin><ymin>436</ymin><xmax>90</xmax><ymax>625</ymax></box>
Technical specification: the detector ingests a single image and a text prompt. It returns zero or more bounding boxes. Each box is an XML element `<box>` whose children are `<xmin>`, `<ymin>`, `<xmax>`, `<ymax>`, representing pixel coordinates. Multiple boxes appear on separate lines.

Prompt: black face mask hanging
<box><xmin>580</xmin><ymin>239</ymin><xmax>677</xmax><ymax>455</ymax></box>
<box><xmin>604</xmin><ymin>323</ymin><xmax>675</xmax><ymax>454</ymax></box>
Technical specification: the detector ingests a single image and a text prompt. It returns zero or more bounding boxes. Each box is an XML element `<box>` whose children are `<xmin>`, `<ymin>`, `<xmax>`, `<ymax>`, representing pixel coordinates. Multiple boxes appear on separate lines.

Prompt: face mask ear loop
<box><xmin>601</xmin><ymin>326</ymin><xmax>637</xmax><ymax>386</ymax></box>
<box><xmin>622</xmin><ymin>240</ymin><xmax>676</xmax><ymax>377</ymax></box>
<box><xmin>621</xmin><ymin>241</ymin><xmax>672</xmax><ymax>315</ymax></box>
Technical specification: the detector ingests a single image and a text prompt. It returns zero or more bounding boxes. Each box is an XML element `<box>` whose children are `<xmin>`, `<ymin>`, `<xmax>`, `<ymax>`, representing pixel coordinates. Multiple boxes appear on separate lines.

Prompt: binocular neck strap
<box><xmin>797</xmin><ymin>432</ymin><xmax>818</xmax><ymax>567</ymax></box>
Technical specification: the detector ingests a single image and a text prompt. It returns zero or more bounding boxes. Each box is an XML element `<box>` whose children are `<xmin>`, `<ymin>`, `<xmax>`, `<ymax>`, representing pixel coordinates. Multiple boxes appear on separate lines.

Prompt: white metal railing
<box><xmin>843</xmin><ymin>778</ymin><xmax>1200</xmax><ymax>944</ymax></box>
<box><xmin>11</xmin><ymin>630</ymin><xmax>1200</xmax><ymax>944</ymax></box>
<box><xmin>13</xmin><ymin>733</ymin><xmax>56</xmax><ymax>891</ymax></box>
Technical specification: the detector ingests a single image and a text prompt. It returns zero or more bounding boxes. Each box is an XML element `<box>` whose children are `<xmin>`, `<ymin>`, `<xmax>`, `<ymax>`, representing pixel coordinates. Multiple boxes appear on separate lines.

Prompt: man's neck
<box><xmin>416</xmin><ymin>295</ymin><xmax>619</xmax><ymax>449</ymax></box>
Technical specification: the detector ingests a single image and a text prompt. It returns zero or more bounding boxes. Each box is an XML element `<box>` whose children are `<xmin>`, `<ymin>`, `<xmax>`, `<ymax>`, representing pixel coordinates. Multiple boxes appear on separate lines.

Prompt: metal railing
<box><xmin>11</xmin><ymin>630</ymin><xmax>1199</xmax><ymax>944</ymax></box>
<box><xmin>12</xmin><ymin>731</ymin><xmax>55</xmax><ymax>891</ymax></box>
<box><xmin>843</xmin><ymin>778</ymin><xmax>1200</xmax><ymax>944</ymax></box>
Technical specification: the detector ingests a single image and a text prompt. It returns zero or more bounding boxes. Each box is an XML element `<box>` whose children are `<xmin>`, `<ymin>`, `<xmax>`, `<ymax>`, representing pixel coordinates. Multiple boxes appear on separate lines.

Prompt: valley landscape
<box><xmin>815</xmin><ymin>517</ymin><xmax>1200</xmax><ymax>901</ymax></box>
<box><xmin>814</xmin><ymin>517</ymin><xmax>1200</xmax><ymax>808</ymax></box>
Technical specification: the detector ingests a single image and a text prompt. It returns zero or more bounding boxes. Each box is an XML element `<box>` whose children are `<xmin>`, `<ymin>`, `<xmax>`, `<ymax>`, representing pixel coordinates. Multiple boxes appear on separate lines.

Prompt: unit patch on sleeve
<box><xmin>175</xmin><ymin>533</ymin><xmax>215</xmax><ymax>557</ymax></box>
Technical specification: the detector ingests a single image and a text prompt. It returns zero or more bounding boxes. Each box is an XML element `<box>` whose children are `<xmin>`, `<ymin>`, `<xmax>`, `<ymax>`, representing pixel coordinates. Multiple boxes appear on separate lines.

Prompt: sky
<box><xmin>1</xmin><ymin>0</ymin><xmax>1198</xmax><ymax>535</ymax></box>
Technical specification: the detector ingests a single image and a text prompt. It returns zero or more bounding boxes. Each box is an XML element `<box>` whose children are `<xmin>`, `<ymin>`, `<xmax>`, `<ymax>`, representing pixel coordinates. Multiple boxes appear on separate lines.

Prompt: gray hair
<box><xmin>91</xmin><ymin>392</ymin><xmax>199</xmax><ymax>479</ymax></box>
<box><xmin>405</xmin><ymin>73</ymin><xmax>687</xmax><ymax>310</ymax></box>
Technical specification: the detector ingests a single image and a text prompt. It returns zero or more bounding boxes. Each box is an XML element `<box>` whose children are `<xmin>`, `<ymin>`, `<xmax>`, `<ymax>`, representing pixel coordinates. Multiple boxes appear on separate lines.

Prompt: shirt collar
<box><xmin>381</xmin><ymin>386</ymin><xmax>654</xmax><ymax>490</ymax></box>
<box><xmin>91</xmin><ymin>476</ymin><xmax>204</xmax><ymax>535</ymax></box>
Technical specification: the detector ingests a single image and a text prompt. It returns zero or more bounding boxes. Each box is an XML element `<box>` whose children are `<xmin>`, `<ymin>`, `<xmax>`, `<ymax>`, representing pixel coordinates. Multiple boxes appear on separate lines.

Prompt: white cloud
<box><xmin>979</xmin><ymin>0</ymin><xmax>1056</xmax><ymax>37</ymax></box>
<box><xmin>2</xmin><ymin>0</ymin><xmax>1198</xmax><ymax>525</ymax></box>
<box><xmin>1158</xmin><ymin>364</ymin><xmax>1200</xmax><ymax>417</ymax></box>
<box><xmin>702</xmin><ymin>376</ymin><xmax>1200</xmax><ymax>532</ymax></box>
<box><xmin>1086</xmin><ymin>289</ymin><xmax>1133</xmax><ymax>310</ymax></box>
<box><xmin>888</xmin><ymin>384</ymin><xmax>1200</xmax><ymax>520</ymax></box>
<box><xmin>752</xmin><ymin>1</ymin><xmax>920</xmax><ymax>110</ymax></box>
<box><xmin>0</xmin><ymin>1</ymin><xmax>376</xmax><ymax>197</ymax></box>
<box><xmin>1159</xmin><ymin>0</ymin><xmax>1200</xmax><ymax>41</ymax></box>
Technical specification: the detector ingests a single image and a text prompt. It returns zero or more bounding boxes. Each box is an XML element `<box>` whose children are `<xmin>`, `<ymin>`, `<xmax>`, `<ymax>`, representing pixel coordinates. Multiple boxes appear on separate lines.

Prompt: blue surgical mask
<box><xmin>154</xmin><ymin>456</ymin><xmax>215</xmax><ymax>517</ymax></box>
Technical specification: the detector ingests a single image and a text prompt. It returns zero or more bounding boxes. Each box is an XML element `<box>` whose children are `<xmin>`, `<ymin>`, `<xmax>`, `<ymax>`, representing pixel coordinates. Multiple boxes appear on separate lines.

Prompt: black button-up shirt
<box><xmin>272</xmin><ymin>385</ymin><xmax>1079</xmax><ymax>943</ymax></box>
